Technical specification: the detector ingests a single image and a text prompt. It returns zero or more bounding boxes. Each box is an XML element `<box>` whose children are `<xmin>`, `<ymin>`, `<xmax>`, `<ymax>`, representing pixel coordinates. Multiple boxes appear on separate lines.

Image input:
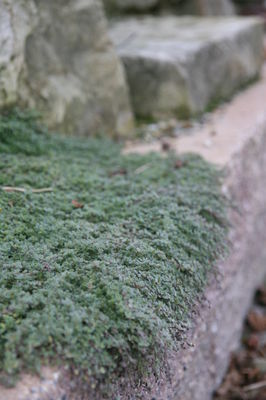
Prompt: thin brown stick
<box><xmin>2</xmin><ymin>186</ymin><xmax>26</xmax><ymax>193</ymax></box>
<box><xmin>32</xmin><ymin>188</ymin><xmax>53</xmax><ymax>193</ymax></box>
<box><xmin>134</xmin><ymin>164</ymin><xmax>150</xmax><ymax>174</ymax></box>
<box><xmin>2</xmin><ymin>186</ymin><xmax>53</xmax><ymax>193</ymax></box>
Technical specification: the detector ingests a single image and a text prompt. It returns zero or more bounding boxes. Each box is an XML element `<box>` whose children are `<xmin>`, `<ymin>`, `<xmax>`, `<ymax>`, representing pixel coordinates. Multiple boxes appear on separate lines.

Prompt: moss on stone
<box><xmin>0</xmin><ymin>110</ymin><xmax>228</xmax><ymax>387</ymax></box>
<box><xmin>175</xmin><ymin>104</ymin><xmax>192</xmax><ymax>120</ymax></box>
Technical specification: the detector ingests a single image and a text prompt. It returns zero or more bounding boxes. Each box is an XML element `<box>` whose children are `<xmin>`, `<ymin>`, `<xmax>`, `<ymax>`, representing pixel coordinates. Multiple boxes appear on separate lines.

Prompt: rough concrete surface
<box><xmin>110</xmin><ymin>16</ymin><xmax>264</xmax><ymax>119</ymax></box>
<box><xmin>1</xmin><ymin>64</ymin><xmax>266</xmax><ymax>400</ymax></box>
<box><xmin>0</xmin><ymin>0</ymin><xmax>134</xmax><ymax>137</ymax></box>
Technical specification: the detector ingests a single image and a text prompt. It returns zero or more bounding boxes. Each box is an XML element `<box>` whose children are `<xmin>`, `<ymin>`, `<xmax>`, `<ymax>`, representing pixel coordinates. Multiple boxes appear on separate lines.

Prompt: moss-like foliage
<box><xmin>0</xmin><ymin>110</ymin><xmax>228</xmax><ymax>386</ymax></box>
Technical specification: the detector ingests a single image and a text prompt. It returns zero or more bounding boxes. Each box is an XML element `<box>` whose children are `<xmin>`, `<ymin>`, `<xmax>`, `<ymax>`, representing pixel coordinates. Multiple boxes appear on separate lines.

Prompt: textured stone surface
<box><xmin>2</xmin><ymin>65</ymin><xmax>266</xmax><ymax>400</ymax></box>
<box><xmin>110</xmin><ymin>16</ymin><xmax>264</xmax><ymax>119</ymax></box>
<box><xmin>0</xmin><ymin>0</ymin><xmax>134</xmax><ymax>136</ymax></box>
<box><xmin>0</xmin><ymin>0</ymin><xmax>37</xmax><ymax>107</ymax></box>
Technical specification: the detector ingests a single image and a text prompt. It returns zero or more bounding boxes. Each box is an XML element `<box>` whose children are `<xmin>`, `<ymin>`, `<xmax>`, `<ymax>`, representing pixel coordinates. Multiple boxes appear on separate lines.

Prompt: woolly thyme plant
<box><xmin>0</xmin><ymin>110</ymin><xmax>228</xmax><ymax>387</ymax></box>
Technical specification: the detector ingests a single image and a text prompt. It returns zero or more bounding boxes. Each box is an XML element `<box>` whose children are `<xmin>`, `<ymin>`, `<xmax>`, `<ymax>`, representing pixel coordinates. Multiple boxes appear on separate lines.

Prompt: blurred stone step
<box><xmin>110</xmin><ymin>16</ymin><xmax>264</xmax><ymax>120</ymax></box>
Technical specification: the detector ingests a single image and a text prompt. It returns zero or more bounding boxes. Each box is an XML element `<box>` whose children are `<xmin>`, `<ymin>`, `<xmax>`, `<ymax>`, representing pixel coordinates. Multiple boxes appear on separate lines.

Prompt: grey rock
<box><xmin>110</xmin><ymin>16</ymin><xmax>264</xmax><ymax>119</ymax></box>
<box><xmin>0</xmin><ymin>0</ymin><xmax>37</xmax><ymax>107</ymax></box>
<box><xmin>0</xmin><ymin>0</ymin><xmax>134</xmax><ymax>136</ymax></box>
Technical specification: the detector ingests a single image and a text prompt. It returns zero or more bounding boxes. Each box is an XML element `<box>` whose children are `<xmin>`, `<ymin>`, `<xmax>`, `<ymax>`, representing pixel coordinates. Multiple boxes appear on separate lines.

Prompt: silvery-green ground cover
<box><xmin>0</xmin><ymin>111</ymin><xmax>228</xmax><ymax>387</ymax></box>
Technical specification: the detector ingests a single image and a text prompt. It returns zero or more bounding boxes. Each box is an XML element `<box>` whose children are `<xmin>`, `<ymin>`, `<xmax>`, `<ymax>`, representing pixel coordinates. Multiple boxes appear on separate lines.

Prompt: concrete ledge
<box><xmin>2</xmin><ymin>69</ymin><xmax>266</xmax><ymax>400</ymax></box>
<box><xmin>110</xmin><ymin>16</ymin><xmax>264</xmax><ymax>119</ymax></box>
<box><xmin>121</xmin><ymin>66</ymin><xmax>266</xmax><ymax>399</ymax></box>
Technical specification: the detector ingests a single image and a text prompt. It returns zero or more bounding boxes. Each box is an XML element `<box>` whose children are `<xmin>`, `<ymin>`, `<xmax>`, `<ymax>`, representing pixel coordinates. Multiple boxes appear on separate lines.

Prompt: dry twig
<box><xmin>2</xmin><ymin>186</ymin><xmax>53</xmax><ymax>193</ymax></box>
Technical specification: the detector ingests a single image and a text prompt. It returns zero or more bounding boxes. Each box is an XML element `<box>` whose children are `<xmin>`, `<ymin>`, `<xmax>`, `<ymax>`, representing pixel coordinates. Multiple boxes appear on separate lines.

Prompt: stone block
<box><xmin>0</xmin><ymin>0</ymin><xmax>134</xmax><ymax>136</ymax></box>
<box><xmin>110</xmin><ymin>16</ymin><xmax>264</xmax><ymax>119</ymax></box>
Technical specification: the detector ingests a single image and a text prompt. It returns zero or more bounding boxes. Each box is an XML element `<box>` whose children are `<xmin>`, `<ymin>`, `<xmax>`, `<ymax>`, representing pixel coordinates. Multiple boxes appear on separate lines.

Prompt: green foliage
<box><xmin>0</xmin><ymin>109</ymin><xmax>49</xmax><ymax>156</ymax></box>
<box><xmin>175</xmin><ymin>104</ymin><xmax>191</xmax><ymax>120</ymax></box>
<box><xmin>0</xmin><ymin>111</ymin><xmax>228</xmax><ymax>385</ymax></box>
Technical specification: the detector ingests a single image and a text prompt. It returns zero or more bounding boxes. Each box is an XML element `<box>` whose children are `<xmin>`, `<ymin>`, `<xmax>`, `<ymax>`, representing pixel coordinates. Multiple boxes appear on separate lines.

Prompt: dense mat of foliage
<box><xmin>0</xmin><ymin>110</ymin><xmax>228</xmax><ymax>385</ymax></box>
